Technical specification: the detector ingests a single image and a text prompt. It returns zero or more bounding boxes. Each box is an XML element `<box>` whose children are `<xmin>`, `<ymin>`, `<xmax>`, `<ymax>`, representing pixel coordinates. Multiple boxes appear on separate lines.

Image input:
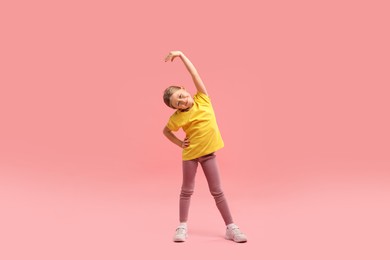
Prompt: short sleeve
<box><xmin>194</xmin><ymin>91</ymin><xmax>211</xmax><ymax>105</ymax></box>
<box><xmin>166</xmin><ymin>115</ymin><xmax>180</xmax><ymax>132</ymax></box>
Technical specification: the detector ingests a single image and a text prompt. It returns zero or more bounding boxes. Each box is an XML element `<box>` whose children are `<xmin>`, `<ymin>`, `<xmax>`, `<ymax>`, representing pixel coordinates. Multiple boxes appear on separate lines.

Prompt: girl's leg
<box><xmin>180</xmin><ymin>159</ymin><xmax>198</xmax><ymax>223</ymax></box>
<box><xmin>199</xmin><ymin>153</ymin><xmax>234</xmax><ymax>225</ymax></box>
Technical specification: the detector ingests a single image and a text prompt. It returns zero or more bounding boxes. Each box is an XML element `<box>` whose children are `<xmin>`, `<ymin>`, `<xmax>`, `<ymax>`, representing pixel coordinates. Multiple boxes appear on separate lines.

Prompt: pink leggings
<box><xmin>179</xmin><ymin>153</ymin><xmax>234</xmax><ymax>225</ymax></box>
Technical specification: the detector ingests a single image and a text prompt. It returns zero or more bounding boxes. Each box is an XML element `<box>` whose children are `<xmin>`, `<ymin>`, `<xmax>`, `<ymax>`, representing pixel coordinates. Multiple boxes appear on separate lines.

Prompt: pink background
<box><xmin>1</xmin><ymin>0</ymin><xmax>389</xmax><ymax>259</ymax></box>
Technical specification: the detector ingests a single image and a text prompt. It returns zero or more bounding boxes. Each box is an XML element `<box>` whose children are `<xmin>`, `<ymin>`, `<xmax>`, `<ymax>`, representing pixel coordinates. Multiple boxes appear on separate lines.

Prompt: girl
<box><xmin>162</xmin><ymin>51</ymin><xmax>247</xmax><ymax>243</ymax></box>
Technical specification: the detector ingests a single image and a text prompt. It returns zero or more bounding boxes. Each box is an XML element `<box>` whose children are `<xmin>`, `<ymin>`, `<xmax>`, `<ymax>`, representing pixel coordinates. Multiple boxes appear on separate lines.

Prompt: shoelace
<box><xmin>176</xmin><ymin>227</ymin><xmax>187</xmax><ymax>235</ymax></box>
<box><xmin>230</xmin><ymin>227</ymin><xmax>243</xmax><ymax>236</ymax></box>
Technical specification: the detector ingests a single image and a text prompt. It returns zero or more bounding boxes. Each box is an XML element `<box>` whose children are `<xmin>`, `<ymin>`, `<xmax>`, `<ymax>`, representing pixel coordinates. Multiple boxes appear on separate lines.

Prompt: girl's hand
<box><xmin>165</xmin><ymin>51</ymin><xmax>183</xmax><ymax>62</ymax></box>
<box><xmin>181</xmin><ymin>137</ymin><xmax>190</xmax><ymax>148</ymax></box>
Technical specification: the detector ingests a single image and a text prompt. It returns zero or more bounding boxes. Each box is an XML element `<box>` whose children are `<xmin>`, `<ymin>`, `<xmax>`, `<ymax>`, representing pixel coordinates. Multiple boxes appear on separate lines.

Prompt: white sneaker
<box><xmin>225</xmin><ymin>225</ymin><xmax>247</xmax><ymax>243</ymax></box>
<box><xmin>173</xmin><ymin>226</ymin><xmax>188</xmax><ymax>242</ymax></box>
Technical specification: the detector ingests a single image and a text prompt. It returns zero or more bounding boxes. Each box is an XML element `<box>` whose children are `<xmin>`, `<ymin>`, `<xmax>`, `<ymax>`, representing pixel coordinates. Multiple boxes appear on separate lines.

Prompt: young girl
<box><xmin>162</xmin><ymin>51</ymin><xmax>247</xmax><ymax>243</ymax></box>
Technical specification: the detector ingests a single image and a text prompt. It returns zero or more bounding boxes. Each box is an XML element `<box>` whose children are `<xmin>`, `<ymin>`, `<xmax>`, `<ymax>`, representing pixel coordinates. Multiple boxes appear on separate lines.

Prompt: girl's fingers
<box><xmin>182</xmin><ymin>137</ymin><xmax>190</xmax><ymax>148</ymax></box>
<box><xmin>183</xmin><ymin>138</ymin><xmax>190</xmax><ymax>147</ymax></box>
<box><xmin>165</xmin><ymin>52</ymin><xmax>181</xmax><ymax>62</ymax></box>
<box><xmin>164</xmin><ymin>53</ymin><xmax>172</xmax><ymax>61</ymax></box>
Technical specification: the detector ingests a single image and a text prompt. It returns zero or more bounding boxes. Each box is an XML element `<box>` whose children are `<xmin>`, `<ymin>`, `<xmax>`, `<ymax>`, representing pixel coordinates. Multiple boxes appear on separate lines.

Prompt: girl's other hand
<box><xmin>181</xmin><ymin>137</ymin><xmax>190</xmax><ymax>148</ymax></box>
<box><xmin>165</xmin><ymin>51</ymin><xmax>183</xmax><ymax>62</ymax></box>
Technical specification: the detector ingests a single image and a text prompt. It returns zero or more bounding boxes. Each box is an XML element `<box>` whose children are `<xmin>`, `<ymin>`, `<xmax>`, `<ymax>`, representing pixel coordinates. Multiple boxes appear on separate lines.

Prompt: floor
<box><xmin>1</xmin><ymin>167</ymin><xmax>389</xmax><ymax>260</ymax></box>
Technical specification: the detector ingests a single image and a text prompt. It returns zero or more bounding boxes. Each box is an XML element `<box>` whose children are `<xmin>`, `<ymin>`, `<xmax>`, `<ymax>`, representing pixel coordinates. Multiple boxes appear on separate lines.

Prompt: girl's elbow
<box><xmin>163</xmin><ymin>126</ymin><xmax>171</xmax><ymax>135</ymax></box>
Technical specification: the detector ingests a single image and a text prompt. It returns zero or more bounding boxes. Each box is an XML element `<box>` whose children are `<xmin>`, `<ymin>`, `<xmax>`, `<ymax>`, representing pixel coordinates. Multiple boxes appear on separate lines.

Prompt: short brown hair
<box><xmin>163</xmin><ymin>86</ymin><xmax>181</xmax><ymax>108</ymax></box>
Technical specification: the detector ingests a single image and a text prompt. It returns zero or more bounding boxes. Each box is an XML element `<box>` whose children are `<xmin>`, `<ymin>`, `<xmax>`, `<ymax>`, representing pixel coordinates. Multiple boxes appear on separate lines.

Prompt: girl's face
<box><xmin>170</xmin><ymin>88</ymin><xmax>194</xmax><ymax>110</ymax></box>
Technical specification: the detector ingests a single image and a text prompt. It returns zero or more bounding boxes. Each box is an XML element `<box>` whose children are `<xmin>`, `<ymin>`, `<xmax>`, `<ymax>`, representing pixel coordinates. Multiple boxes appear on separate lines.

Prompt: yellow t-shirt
<box><xmin>166</xmin><ymin>92</ymin><xmax>224</xmax><ymax>161</ymax></box>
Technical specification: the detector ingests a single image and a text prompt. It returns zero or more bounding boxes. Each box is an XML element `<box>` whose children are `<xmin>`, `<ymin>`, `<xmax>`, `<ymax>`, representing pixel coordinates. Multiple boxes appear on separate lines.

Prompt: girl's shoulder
<box><xmin>194</xmin><ymin>91</ymin><xmax>211</xmax><ymax>104</ymax></box>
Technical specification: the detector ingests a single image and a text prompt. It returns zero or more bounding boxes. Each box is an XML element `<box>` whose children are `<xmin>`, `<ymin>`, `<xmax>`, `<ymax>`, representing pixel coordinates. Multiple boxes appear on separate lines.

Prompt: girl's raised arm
<box><xmin>165</xmin><ymin>51</ymin><xmax>208</xmax><ymax>95</ymax></box>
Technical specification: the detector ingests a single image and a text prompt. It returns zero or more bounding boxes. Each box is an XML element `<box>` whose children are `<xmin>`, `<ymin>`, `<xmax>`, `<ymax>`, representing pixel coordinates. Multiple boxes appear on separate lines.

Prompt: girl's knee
<box><xmin>180</xmin><ymin>188</ymin><xmax>194</xmax><ymax>198</ymax></box>
<box><xmin>210</xmin><ymin>189</ymin><xmax>223</xmax><ymax>198</ymax></box>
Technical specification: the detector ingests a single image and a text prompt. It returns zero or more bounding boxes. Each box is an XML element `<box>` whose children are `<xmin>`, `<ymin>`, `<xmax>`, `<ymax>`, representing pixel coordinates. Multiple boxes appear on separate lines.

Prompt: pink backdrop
<box><xmin>1</xmin><ymin>0</ymin><xmax>389</xmax><ymax>259</ymax></box>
